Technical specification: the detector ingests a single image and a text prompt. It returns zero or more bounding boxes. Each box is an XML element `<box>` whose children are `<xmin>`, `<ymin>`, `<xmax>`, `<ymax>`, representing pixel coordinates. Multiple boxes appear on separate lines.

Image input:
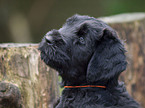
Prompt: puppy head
<box><xmin>39</xmin><ymin>14</ymin><xmax>127</xmax><ymax>85</ymax></box>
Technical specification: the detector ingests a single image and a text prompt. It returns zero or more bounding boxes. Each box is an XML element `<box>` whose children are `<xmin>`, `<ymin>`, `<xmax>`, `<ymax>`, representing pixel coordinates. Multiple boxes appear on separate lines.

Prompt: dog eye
<box><xmin>79</xmin><ymin>37</ymin><xmax>85</xmax><ymax>45</ymax></box>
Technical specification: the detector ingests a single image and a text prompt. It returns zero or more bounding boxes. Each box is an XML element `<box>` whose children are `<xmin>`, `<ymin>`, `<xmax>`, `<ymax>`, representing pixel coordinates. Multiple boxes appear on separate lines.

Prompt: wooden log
<box><xmin>0</xmin><ymin>43</ymin><xmax>59</xmax><ymax>108</ymax></box>
<box><xmin>100</xmin><ymin>13</ymin><xmax>145</xmax><ymax>108</ymax></box>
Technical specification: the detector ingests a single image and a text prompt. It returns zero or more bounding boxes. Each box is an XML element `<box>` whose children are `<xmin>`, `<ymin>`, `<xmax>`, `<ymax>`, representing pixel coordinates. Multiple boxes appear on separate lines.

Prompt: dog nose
<box><xmin>45</xmin><ymin>35</ymin><xmax>53</xmax><ymax>44</ymax></box>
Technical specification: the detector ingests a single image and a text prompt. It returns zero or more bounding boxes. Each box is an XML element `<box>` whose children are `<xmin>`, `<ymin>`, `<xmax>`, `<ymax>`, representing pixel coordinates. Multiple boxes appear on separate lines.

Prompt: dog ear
<box><xmin>86</xmin><ymin>28</ymin><xmax>127</xmax><ymax>83</ymax></box>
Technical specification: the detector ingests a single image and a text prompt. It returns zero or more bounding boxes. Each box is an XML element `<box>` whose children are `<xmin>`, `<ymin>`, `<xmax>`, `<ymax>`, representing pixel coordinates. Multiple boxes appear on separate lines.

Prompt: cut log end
<box><xmin>0</xmin><ymin>43</ymin><xmax>38</xmax><ymax>48</ymax></box>
<box><xmin>99</xmin><ymin>13</ymin><xmax>145</xmax><ymax>23</ymax></box>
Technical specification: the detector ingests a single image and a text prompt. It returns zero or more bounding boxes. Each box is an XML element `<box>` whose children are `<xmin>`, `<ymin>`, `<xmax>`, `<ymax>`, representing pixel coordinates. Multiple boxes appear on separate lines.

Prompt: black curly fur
<box><xmin>39</xmin><ymin>14</ymin><xmax>140</xmax><ymax>108</ymax></box>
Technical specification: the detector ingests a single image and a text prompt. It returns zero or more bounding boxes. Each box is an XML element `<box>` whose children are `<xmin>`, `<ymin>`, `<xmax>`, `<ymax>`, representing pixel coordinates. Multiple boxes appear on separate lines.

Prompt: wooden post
<box><xmin>0</xmin><ymin>43</ymin><xmax>59</xmax><ymax>108</ymax></box>
<box><xmin>100</xmin><ymin>13</ymin><xmax>145</xmax><ymax>108</ymax></box>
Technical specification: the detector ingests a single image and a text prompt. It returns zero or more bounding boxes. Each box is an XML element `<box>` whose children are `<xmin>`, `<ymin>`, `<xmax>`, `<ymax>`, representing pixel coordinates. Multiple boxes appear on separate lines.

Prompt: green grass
<box><xmin>58</xmin><ymin>76</ymin><xmax>64</xmax><ymax>95</ymax></box>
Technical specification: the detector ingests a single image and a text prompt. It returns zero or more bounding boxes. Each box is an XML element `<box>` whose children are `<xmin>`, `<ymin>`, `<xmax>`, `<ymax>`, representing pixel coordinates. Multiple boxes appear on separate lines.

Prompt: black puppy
<box><xmin>39</xmin><ymin>15</ymin><xmax>140</xmax><ymax>108</ymax></box>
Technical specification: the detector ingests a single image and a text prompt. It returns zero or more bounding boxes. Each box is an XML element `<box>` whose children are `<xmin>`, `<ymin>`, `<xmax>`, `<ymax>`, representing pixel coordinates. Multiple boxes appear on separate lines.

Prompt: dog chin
<box><xmin>39</xmin><ymin>43</ymin><xmax>70</xmax><ymax>71</ymax></box>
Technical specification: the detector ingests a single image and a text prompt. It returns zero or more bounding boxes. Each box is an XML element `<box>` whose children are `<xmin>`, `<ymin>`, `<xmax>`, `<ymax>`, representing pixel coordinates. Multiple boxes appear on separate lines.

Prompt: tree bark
<box><xmin>100</xmin><ymin>13</ymin><xmax>145</xmax><ymax>108</ymax></box>
<box><xmin>0</xmin><ymin>43</ymin><xmax>59</xmax><ymax>108</ymax></box>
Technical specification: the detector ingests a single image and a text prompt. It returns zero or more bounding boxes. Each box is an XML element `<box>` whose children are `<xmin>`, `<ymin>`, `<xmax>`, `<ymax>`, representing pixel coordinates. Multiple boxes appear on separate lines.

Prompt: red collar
<box><xmin>64</xmin><ymin>85</ymin><xmax>106</xmax><ymax>89</ymax></box>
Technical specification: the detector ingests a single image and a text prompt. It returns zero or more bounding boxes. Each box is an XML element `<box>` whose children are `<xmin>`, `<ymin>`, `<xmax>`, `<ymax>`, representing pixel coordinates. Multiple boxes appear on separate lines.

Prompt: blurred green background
<box><xmin>0</xmin><ymin>0</ymin><xmax>145</xmax><ymax>43</ymax></box>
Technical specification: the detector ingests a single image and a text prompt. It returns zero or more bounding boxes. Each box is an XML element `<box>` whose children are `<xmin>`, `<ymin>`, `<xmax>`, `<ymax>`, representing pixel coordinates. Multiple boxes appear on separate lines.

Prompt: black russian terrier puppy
<box><xmin>39</xmin><ymin>15</ymin><xmax>140</xmax><ymax>108</ymax></box>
